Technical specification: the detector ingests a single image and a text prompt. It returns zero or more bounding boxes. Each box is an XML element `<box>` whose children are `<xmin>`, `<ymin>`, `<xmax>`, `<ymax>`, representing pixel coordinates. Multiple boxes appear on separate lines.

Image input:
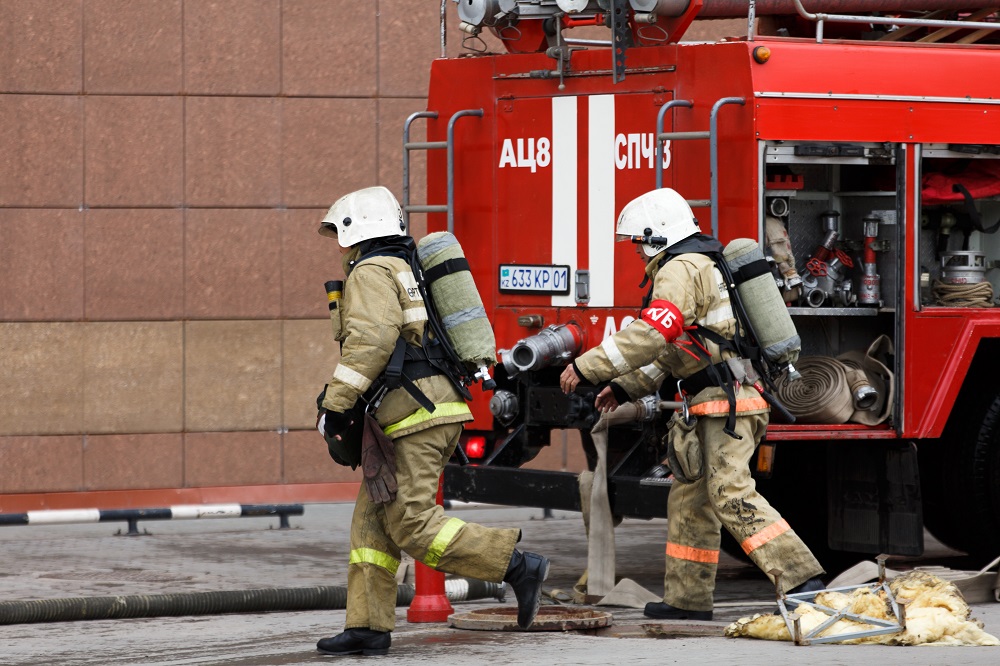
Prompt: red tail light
<box><xmin>464</xmin><ymin>436</ymin><xmax>487</xmax><ymax>459</ymax></box>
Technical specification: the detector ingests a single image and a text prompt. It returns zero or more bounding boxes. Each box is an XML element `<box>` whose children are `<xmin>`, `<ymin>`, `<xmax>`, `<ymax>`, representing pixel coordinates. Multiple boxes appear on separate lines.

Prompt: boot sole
<box><xmin>317</xmin><ymin>648</ymin><xmax>389</xmax><ymax>656</ymax></box>
<box><xmin>316</xmin><ymin>648</ymin><xmax>389</xmax><ymax>657</ymax></box>
<box><xmin>643</xmin><ymin>610</ymin><xmax>713</xmax><ymax>621</ymax></box>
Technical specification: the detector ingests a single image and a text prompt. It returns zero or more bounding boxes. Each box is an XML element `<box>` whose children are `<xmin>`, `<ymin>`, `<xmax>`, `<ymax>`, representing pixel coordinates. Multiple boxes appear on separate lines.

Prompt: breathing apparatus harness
<box><xmin>349</xmin><ymin>237</ymin><xmax>474</xmax><ymax>418</ymax></box>
<box><xmin>635</xmin><ymin>233</ymin><xmax>794</xmax><ymax>438</ymax></box>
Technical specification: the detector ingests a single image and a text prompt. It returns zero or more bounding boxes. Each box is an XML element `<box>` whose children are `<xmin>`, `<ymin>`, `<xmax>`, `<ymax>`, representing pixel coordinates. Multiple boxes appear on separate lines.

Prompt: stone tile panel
<box><xmin>185</xmin><ymin>96</ymin><xmax>281</xmax><ymax>206</ymax></box>
<box><xmin>378</xmin><ymin>0</ymin><xmax>441</xmax><ymax>97</ymax></box>
<box><xmin>83</xmin><ymin>322</ymin><xmax>184</xmax><ymax>434</ymax></box>
<box><xmin>0</xmin><ymin>209</ymin><xmax>84</xmax><ymax>321</ymax></box>
<box><xmin>0</xmin><ymin>0</ymin><xmax>83</xmax><ymax>93</ymax></box>
<box><xmin>184</xmin><ymin>209</ymin><xmax>282</xmax><ymax>319</ymax></box>
<box><xmin>282</xmin><ymin>430</ymin><xmax>358</xmax><ymax>484</ymax></box>
<box><xmin>282</xmin><ymin>0</ymin><xmax>376</xmax><ymax>97</ymax></box>
<box><xmin>184</xmin><ymin>321</ymin><xmax>282</xmax><ymax>432</ymax></box>
<box><xmin>0</xmin><ymin>324</ymin><xmax>85</xmax><ymax>436</ymax></box>
<box><xmin>83</xmin><ymin>433</ymin><xmax>184</xmax><ymax>490</ymax></box>
<box><xmin>183</xmin><ymin>430</ymin><xmax>282</xmax><ymax>487</ymax></box>
<box><xmin>0</xmin><ymin>95</ymin><xmax>82</xmax><ymax>206</ymax></box>
<box><xmin>84</xmin><ymin>209</ymin><xmax>185</xmax><ymax>321</ymax></box>
<box><xmin>378</xmin><ymin>98</ymin><xmax>428</xmax><ymax>239</ymax></box>
<box><xmin>280</xmin><ymin>208</ymin><xmax>342</xmax><ymax>319</ymax></box>
<box><xmin>0</xmin><ymin>436</ymin><xmax>84</xmax><ymax>493</ymax></box>
<box><xmin>184</xmin><ymin>0</ymin><xmax>281</xmax><ymax>95</ymax></box>
<box><xmin>84</xmin><ymin>96</ymin><xmax>184</xmax><ymax>206</ymax></box>
<box><xmin>83</xmin><ymin>0</ymin><xmax>183</xmax><ymax>94</ymax></box>
<box><xmin>282</xmin><ymin>97</ymin><xmax>378</xmax><ymax>207</ymax></box>
<box><xmin>282</xmin><ymin>319</ymin><xmax>339</xmax><ymax>430</ymax></box>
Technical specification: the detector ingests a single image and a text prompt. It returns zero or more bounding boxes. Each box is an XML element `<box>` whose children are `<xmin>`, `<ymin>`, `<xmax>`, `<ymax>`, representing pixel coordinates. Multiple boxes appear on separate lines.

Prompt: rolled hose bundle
<box><xmin>0</xmin><ymin>579</ymin><xmax>505</xmax><ymax>626</ymax></box>
<box><xmin>773</xmin><ymin>356</ymin><xmax>854</xmax><ymax>424</ymax></box>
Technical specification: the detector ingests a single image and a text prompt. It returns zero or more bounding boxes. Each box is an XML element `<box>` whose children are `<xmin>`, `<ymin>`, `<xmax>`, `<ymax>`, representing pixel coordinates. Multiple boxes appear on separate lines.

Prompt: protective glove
<box><xmin>361</xmin><ymin>413</ymin><xmax>398</xmax><ymax>504</ymax></box>
<box><xmin>323</xmin><ymin>409</ymin><xmax>354</xmax><ymax>441</ymax></box>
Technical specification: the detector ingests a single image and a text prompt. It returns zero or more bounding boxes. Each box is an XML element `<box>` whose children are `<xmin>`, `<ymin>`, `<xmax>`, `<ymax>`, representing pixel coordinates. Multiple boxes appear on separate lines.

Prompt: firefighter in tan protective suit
<box><xmin>315</xmin><ymin>186</ymin><xmax>549</xmax><ymax>656</ymax></box>
<box><xmin>560</xmin><ymin>188</ymin><xmax>825</xmax><ymax>621</ymax></box>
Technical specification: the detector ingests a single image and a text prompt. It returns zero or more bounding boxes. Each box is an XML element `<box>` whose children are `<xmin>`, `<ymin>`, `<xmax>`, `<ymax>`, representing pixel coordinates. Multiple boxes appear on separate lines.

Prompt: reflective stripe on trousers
<box><xmin>740</xmin><ymin>518</ymin><xmax>791</xmax><ymax>555</ymax></box>
<box><xmin>349</xmin><ymin>547</ymin><xmax>401</xmax><ymax>576</ymax></box>
<box><xmin>423</xmin><ymin>517</ymin><xmax>464</xmax><ymax>568</ymax></box>
<box><xmin>666</xmin><ymin>541</ymin><xmax>719</xmax><ymax>564</ymax></box>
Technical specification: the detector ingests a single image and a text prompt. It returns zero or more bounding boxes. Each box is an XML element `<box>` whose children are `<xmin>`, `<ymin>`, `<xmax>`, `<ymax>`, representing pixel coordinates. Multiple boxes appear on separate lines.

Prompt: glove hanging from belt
<box><xmin>362</xmin><ymin>413</ymin><xmax>398</xmax><ymax>504</ymax></box>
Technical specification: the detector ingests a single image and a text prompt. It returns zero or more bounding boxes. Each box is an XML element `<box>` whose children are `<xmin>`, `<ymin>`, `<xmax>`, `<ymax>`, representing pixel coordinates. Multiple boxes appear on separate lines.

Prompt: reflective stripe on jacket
<box><xmin>575</xmin><ymin>252</ymin><xmax>737</xmax><ymax>397</ymax></box>
<box><xmin>323</xmin><ymin>249</ymin><xmax>472</xmax><ymax>438</ymax></box>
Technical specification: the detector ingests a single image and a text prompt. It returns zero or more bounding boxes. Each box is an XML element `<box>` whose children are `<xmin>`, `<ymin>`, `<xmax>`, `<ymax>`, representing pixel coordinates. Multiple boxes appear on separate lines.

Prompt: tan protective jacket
<box><xmin>575</xmin><ymin>251</ymin><xmax>768</xmax><ymax>415</ymax></box>
<box><xmin>322</xmin><ymin>246</ymin><xmax>472</xmax><ymax>439</ymax></box>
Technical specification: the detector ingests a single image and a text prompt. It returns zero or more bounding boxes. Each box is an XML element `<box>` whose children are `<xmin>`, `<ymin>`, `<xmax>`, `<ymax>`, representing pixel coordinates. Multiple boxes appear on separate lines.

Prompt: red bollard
<box><xmin>407</xmin><ymin>475</ymin><xmax>454</xmax><ymax>622</ymax></box>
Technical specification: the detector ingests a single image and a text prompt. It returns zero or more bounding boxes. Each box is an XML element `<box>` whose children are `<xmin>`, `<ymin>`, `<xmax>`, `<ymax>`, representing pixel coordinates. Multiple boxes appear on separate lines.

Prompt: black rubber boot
<box><xmin>316</xmin><ymin>628</ymin><xmax>391</xmax><ymax>656</ymax></box>
<box><xmin>774</xmin><ymin>577</ymin><xmax>827</xmax><ymax>615</ymax></box>
<box><xmin>643</xmin><ymin>602</ymin><xmax>713</xmax><ymax>621</ymax></box>
<box><xmin>787</xmin><ymin>577</ymin><xmax>825</xmax><ymax>595</ymax></box>
<box><xmin>503</xmin><ymin>550</ymin><xmax>550</xmax><ymax>629</ymax></box>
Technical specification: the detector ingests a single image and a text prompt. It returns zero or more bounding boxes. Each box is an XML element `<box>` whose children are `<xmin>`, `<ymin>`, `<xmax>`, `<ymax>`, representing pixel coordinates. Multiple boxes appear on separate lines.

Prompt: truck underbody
<box><xmin>423</xmin><ymin>1</ymin><xmax>1000</xmax><ymax>566</ymax></box>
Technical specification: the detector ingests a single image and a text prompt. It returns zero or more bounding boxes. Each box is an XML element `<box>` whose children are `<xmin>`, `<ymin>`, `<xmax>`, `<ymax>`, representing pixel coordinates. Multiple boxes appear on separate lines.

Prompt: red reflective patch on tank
<box><xmin>641</xmin><ymin>299</ymin><xmax>684</xmax><ymax>342</ymax></box>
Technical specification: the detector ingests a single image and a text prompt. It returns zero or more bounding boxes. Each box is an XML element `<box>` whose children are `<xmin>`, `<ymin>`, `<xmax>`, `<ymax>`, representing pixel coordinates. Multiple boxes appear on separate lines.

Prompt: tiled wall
<box><xmin>0</xmin><ymin>0</ymin><xmax>462</xmax><ymax>497</ymax></box>
<box><xmin>0</xmin><ymin>2</ymin><xmax>736</xmax><ymax>501</ymax></box>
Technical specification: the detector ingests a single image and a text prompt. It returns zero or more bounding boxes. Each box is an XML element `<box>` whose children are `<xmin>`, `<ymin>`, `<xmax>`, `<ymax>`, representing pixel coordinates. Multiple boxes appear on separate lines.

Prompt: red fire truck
<box><xmin>406</xmin><ymin>1</ymin><xmax>1000</xmax><ymax>566</ymax></box>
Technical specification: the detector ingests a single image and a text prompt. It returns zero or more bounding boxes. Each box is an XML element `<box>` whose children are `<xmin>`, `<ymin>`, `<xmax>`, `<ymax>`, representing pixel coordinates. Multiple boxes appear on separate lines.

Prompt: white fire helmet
<box><xmin>615</xmin><ymin>188</ymin><xmax>700</xmax><ymax>258</ymax></box>
<box><xmin>318</xmin><ymin>186</ymin><xmax>406</xmax><ymax>248</ymax></box>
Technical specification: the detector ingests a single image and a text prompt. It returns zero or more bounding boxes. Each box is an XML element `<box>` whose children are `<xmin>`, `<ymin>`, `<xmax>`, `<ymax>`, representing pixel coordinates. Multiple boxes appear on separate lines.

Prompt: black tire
<box><xmin>921</xmin><ymin>389</ymin><xmax>1000</xmax><ymax>559</ymax></box>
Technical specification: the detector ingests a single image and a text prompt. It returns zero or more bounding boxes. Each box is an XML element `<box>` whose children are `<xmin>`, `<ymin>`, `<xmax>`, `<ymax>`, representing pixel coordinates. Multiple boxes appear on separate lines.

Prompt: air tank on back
<box><xmin>724</xmin><ymin>238</ymin><xmax>801</xmax><ymax>378</ymax></box>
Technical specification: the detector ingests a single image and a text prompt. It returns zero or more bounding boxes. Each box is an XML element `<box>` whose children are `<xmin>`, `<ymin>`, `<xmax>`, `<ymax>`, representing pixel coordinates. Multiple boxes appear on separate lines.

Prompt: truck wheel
<box><xmin>921</xmin><ymin>389</ymin><xmax>1000</xmax><ymax>559</ymax></box>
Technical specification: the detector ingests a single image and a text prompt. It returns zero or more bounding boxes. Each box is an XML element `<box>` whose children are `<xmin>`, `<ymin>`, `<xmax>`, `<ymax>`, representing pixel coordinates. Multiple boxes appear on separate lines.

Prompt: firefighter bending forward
<box><xmin>560</xmin><ymin>188</ymin><xmax>825</xmax><ymax>621</ymax></box>
<box><xmin>315</xmin><ymin>186</ymin><xmax>550</xmax><ymax>656</ymax></box>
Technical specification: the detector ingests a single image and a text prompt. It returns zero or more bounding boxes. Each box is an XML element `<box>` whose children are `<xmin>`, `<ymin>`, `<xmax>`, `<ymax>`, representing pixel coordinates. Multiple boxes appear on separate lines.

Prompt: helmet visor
<box><xmin>318</xmin><ymin>222</ymin><xmax>338</xmax><ymax>239</ymax></box>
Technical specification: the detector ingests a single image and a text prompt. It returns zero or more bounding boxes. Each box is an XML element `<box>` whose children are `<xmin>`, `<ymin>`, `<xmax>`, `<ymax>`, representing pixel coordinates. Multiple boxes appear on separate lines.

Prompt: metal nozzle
<box><xmin>854</xmin><ymin>385</ymin><xmax>878</xmax><ymax>410</ymax></box>
<box><xmin>785</xmin><ymin>363</ymin><xmax>802</xmax><ymax>382</ymax></box>
<box><xmin>489</xmin><ymin>390</ymin><xmax>519</xmax><ymax>426</ymax></box>
<box><xmin>500</xmin><ymin>323</ymin><xmax>584</xmax><ymax>376</ymax></box>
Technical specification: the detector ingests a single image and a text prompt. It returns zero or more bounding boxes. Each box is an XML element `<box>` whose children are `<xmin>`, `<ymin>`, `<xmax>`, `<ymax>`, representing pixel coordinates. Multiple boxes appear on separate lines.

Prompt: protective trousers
<box><xmin>346</xmin><ymin>422</ymin><xmax>520</xmax><ymax>632</ymax></box>
<box><xmin>662</xmin><ymin>411</ymin><xmax>825</xmax><ymax>611</ymax></box>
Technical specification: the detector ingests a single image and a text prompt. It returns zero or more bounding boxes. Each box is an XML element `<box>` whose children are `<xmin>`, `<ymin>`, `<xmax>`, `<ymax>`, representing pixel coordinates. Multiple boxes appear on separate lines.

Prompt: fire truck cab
<box><xmin>409</xmin><ymin>1</ymin><xmax>1000</xmax><ymax>565</ymax></box>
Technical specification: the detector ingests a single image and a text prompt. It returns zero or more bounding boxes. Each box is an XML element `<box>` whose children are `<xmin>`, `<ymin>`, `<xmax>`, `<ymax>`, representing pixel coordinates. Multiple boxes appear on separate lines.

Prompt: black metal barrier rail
<box><xmin>0</xmin><ymin>503</ymin><xmax>304</xmax><ymax>535</ymax></box>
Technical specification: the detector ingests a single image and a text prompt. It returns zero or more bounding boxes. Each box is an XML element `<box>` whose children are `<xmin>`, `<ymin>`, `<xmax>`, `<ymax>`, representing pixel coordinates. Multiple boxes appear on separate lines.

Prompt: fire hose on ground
<box><xmin>0</xmin><ymin>578</ymin><xmax>506</xmax><ymax>626</ymax></box>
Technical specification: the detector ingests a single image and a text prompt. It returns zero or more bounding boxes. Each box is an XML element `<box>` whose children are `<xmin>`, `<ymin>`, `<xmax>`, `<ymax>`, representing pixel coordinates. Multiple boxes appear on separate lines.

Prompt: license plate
<box><xmin>499</xmin><ymin>264</ymin><xmax>571</xmax><ymax>294</ymax></box>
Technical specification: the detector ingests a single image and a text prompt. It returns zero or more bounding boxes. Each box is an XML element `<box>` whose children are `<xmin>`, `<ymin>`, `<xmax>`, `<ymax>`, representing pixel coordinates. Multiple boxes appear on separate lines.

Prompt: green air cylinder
<box><xmin>723</xmin><ymin>238</ymin><xmax>800</xmax><ymax>368</ymax></box>
<box><xmin>416</xmin><ymin>232</ymin><xmax>496</xmax><ymax>370</ymax></box>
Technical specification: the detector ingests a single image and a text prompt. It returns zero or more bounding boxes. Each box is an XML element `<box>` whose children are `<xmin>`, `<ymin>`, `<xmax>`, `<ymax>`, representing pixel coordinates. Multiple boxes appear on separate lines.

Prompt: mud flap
<box><xmin>827</xmin><ymin>441</ymin><xmax>923</xmax><ymax>556</ymax></box>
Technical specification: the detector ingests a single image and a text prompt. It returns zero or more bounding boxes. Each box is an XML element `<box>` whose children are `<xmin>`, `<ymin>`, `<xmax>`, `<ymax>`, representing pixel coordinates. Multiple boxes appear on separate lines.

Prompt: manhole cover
<box><xmin>449</xmin><ymin>606</ymin><xmax>613</xmax><ymax>632</ymax></box>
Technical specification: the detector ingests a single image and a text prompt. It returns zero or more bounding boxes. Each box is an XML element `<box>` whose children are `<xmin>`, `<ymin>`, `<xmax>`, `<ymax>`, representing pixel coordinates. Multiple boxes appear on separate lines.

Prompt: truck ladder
<box><xmin>791</xmin><ymin>0</ymin><xmax>1000</xmax><ymax>44</ymax></box>
<box><xmin>402</xmin><ymin>109</ymin><xmax>484</xmax><ymax>234</ymax></box>
<box><xmin>654</xmin><ymin>97</ymin><xmax>746</xmax><ymax>238</ymax></box>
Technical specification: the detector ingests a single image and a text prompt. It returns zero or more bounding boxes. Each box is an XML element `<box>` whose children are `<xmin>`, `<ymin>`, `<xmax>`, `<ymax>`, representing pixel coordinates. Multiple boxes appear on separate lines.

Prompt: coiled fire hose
<box><xmin>0</xmin><ymin>579</ymin><xmax>505</xmax><ymax>626</ymax></box>
<box><xmin>774</xmin><ymin>356</ymin><xmax>855</xmax><ymax>424</ymax></box>
<box><xmin>932</xmin><ymin>280</ymin><xmax>995</xmax><ymax>308</ymax></box>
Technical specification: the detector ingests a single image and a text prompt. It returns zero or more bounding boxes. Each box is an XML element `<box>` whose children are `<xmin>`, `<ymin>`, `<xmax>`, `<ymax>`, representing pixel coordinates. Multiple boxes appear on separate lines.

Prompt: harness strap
<box><xmin>424</xmin><ymin>257</ymin><xmax>470</xmax><ymax>284</ymax></box>
<box><xmin>678</xmin><ymin>328</ymin><xmax>741</xmax><ymax>439</ymax></box>
<box><xmin>383</xmin><ymin>337</ymin><xmax>439</xmax><ymax>414</ymax></box>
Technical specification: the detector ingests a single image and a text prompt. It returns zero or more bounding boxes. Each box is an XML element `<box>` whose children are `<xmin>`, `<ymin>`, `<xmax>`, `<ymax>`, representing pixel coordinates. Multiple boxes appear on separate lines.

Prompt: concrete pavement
<box><xmin>1</xmin><ymin>503</ymin><xmax>998</xmax><ymax>665</ymax></box>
